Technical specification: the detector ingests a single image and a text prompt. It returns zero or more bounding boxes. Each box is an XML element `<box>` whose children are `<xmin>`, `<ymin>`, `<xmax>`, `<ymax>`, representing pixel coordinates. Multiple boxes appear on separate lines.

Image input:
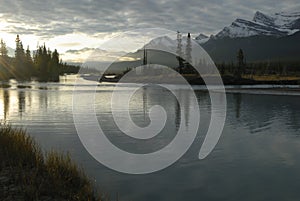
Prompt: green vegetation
<box><xmin>0</xmin><ymin>36</ymin><xmax>79</xmax><ymax>82</ymax></box>
<box><xmin>0</xmin><ymin>124</ymin><xmax>104</xmax><ymax>201</ymax></box>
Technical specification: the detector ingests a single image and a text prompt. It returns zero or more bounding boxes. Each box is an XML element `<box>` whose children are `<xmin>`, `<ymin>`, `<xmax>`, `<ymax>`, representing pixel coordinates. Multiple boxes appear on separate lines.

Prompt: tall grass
<box><xmin>0</xmin><ymin>124</ymin><xmax>104</xmax><ymax>201</ymax></box>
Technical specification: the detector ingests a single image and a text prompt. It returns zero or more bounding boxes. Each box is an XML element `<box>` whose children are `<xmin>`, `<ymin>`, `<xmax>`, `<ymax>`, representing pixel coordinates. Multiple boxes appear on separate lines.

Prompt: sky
<box><xmin>0</xmin><ymin>0</ymin><xmax>300</xmax><ymax>63</ymax></box>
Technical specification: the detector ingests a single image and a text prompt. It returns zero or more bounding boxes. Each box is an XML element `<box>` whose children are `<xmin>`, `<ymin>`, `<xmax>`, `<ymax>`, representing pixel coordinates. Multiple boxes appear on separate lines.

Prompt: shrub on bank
<box><xmin>0</xmin><ymin>124</ymin><xmax>103</xmax><ymax>201</ymax></box>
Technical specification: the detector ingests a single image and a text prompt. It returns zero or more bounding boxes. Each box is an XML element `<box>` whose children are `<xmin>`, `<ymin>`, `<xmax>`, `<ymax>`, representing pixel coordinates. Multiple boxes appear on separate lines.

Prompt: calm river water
<box><xmin>1</xmin><ymin>77</ymin><xmax>300</xmax><ymax>201</ymax></box>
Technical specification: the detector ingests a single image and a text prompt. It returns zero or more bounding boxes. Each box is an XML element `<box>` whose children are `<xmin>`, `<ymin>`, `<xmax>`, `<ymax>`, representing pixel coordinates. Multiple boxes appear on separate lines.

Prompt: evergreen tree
<box><xmin>220</xmin><ymin>62</ymin><xmax>226</xmax><ymax>76</ymax></box>
<box><xmin>25</xmin><ymin>46</ymin><xmax>34</xmax><ymax>76</ymax></box>
<box><xmin>184</xmin><ymin>33</ymin><xmax>195</xmax><ymax>74</ymax></box>
<box><xmin>39</xmin><ymin>44</ymin><xmax>50</xmax><ymax>81</ymax></box>
<box><xmin>25</xmin><ymin>46</ymin><xmax>32</xmax><ymax>63</ymax></box>
<box><xmin>34</xmin><ymin>46</ymin><xmax>43</xmax><ymax>73</ymax></box>
<box><xmin>49</xmin><ymin>49</ymin><xmax>60</xmax><ymax>81</ymax></box>
<box><xmin>14</xmin><ymin>35</ymin><xmax>27</xmax><ymax>79</ymax></box>
<box><xmin>235</xmin><ymin>49</ymin><xmax>244</xmax><ymax>79</ymax></box>
<box><xmin>0</xmin><ymin>39</ymin><xmax>8</xmax><ymax>58</ymax></box>
<box><xmin>176</xmin><ymin>31</ymin><xmax>184</xmax><ymax>73</ymax></box>
<box><xmin>185</xmin><ymin>33</ymin><xmax>192</xmax><ymax>64</ymax></box>
<box><xmin>0</xmin><ymin>39</ymin><xmax>10</xmax><ymax>80</ymax></box>
<box><xmin>0</xmin><ymin>35</ymin><xmax>80</xmax><ymax>82</ymax></box>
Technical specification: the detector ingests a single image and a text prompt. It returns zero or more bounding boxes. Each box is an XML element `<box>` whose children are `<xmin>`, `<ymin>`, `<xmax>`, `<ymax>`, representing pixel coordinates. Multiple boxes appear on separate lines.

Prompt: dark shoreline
<box><xmin>99</xmin><ymin>75</ymin><xmax>300</xmax><ymax>86</ymax></box>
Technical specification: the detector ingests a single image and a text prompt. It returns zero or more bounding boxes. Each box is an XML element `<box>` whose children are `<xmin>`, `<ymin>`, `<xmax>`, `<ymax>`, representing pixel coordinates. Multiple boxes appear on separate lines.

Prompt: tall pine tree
<box><xmin>0</xmin><ymin>39</ymin><xmax>8</xmax><ymax>58</ymax></box>
<box><xmin>235</xmin><ymin>49</ymin><xmax>244</xmax><ymax>79</ymax></box>
<box><xmin>176</xmin><ymin>31</ymin><xmax>184</xmax><ymax>73</ymax></box>
<box><xmin>14</xmin><ymin>35</ymin><xmax>27</xmax><ymax>79</ymax></box>
<box><xmin>0</xmin><ymin>39</ymin><xmax>10</xmax><ymax>80</ymax></box>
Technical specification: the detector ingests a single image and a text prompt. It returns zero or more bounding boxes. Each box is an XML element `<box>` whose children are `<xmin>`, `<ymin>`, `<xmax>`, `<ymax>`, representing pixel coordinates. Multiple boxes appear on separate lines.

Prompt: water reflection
<box><xmin>39</xmin><ymin>90</ymin><xmax>48</xmax><ymax>110</ymax></box>
<box><xmin>142</xmin><ymin>86</ymin><xmax>148</xmax><ymax>122</ymax></box>
<box><xmin>18</xmin><ymin>91</ymin><xmax>25</xmax><ymax>117</ymax></box>
<box><xmin>226</xmin><ymin>94</ymin><xmax>300</xmax><ymax>135</ymax></box>
<box><xmin>234</xmin><ymin>93</ymin><xmax>242</xmax><ymax>119</ymax></box>
<box><xmin>1</xmin><ymin>82</ymin><xmax>300</xmax><ymax>201</ymax></box>
<box><xmin>3</xmin><ymin>90</ymin><xmax>9</xmax><ymax>121</ymax></box>
<box><xmin>94</xmin><ymin>85</ymin><xmax>197</xmax><ymax>154</ymax></box>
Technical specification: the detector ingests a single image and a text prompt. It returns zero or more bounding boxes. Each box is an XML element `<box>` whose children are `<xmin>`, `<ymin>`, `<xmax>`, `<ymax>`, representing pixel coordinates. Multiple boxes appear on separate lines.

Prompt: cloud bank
<box><xmin>1</xmin><ymin>0</ymin><xmax>300</xmax><ymax>37</ymax></box>
<box><xmin>1</xmin><ymin>0</ymin><xmax>299</xmax><ymax>62</ymax></box>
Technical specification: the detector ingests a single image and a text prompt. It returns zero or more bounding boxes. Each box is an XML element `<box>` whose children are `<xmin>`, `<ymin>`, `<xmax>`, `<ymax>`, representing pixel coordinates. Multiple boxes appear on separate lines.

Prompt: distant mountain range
<box><xmin>105</xmin><ymin>10</ymin><xmax>300</xmax><ymax>73</ymax></box>
<box><xmin>93</xmin><ymin>10</ymin><xmax>300</xmax><ymax>72</ymax></box>
<box><xmin>215</xmin><ymin>11</ymin><xmax>300</xmax><ymax>38</ymax></box>
<box><xmin>7</xmin><ymin>47</ymin><xmax>15</xmax><ymax>57</ymax></box>
<box><xmin>6</xmin><ymin>11</ymin><xmax>299</xmax><ymax>69</ymax></box>
<box><xmin>196</xmin><ymin>11</ymin><xmax>300</xmax><ymax>63</ymax></box>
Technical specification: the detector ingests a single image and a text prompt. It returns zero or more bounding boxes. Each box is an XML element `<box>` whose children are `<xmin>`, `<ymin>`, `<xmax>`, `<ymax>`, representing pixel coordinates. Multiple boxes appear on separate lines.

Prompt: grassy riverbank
<box><xmin>0</xmin><ymin>125</ymin><xmax>103</xmax><ymax>201</ymax></box>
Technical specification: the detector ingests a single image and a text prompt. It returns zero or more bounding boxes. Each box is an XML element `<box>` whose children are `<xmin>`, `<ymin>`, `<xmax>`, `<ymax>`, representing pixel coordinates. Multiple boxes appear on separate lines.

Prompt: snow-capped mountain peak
<box><xmin>253</xmin><ymin>11</ymin><xmax>275</xmax><ymax>27</ymax></box>
<box><xmin>195</xmin><ymin>33</ymin><xmax>209</xmax><ymax>44</ymax></box>
<box><xmin>253</xmin><ymin>11</ymin><xmax>300</xmax><ymax>29</ymax></box>
<box><xmin>214</xmin><ymin>11</ymin><xmax>300</xmax><ymax>39</ymax></box>
<box><xmin>144</xmin><ymin>36</ymin><xmax>175</xmax><ymax>49</ymax></box>
<box><xmin>144</xmin><ymin>34</ymin><xmax>196</xmax><ymax>51</ymax></box>
<box><xmin>195</xmin><ymin>33</ymin><xmax>208</xmax><ymax>40</ymax></box>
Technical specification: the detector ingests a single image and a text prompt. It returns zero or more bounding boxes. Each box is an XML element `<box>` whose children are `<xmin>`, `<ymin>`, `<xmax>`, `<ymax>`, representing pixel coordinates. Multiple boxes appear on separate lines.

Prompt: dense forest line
<box><xmin>175</xmin><ymin>32</ymin><xmax>300</xmax><ymax>79</ymax></box>
<box><xmin>0</xmin><ymin>35</ymin><xmax>79</xmax><ymax>82</ymax></box>
<box><xmin>215</xmin><ymin>49</ymin><xmax>300</xmax><ymax>79</ymax></box>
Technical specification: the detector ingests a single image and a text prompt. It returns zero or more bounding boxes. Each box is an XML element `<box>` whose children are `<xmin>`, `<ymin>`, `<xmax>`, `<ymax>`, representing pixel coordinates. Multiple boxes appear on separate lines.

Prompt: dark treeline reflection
<box><xmin>0</xmin><ymin>88</ymin><xmax>50</xmax><ymax>122</ymax></box>
<box><xmin>96</xmin><ymin>85</ymin><xmax>196</xmax><ymax>154</ymax></box>
<box><xmin>227</xmin><ymin>93</ymin><xmax>300</xmax><ymax>134</ymax></box>
<box><xmin>3</xmin><ymin>90</ymin><xmax>9</xmax><ymax>120</ymax></box>
<box><xmin>0</xmin><ymin>87</ymin><xmax>300</xmax><ymax>136</ymax></box>
<box><xmin>234</xmin><ymin>93</ymin><xmax>242</xmax><ymax>119</ymax></box>
<box><xmin>1</xmin><ymin>86</ymin><xmax>300</xmax><ymax>136</ymax></box>
<box><xmin>1</xmin><ymin>84</ymin><xmax>300</xmax><ymax>201</ymax></box>
<box><xmin>18</xmin><ymin>91</ymin><xmax>25</xmax><ymax>117</ymax></box>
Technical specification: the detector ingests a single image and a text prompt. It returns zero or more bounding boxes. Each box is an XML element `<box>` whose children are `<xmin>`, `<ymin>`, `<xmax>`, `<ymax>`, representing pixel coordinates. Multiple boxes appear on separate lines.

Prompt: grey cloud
<box><xmin>66</xmin><ymin>47</ymin><xmax>96</xmax><ymax>54</ymax></box>
<box><xmin>0</xmin><ymin>0</ymin><xmax>299</xmax><ymax>38</ymax></box>
<box><xmin>63</xmin><ymin>47</ymin><xmax>127</xmax><ymax>59</ymax></box>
